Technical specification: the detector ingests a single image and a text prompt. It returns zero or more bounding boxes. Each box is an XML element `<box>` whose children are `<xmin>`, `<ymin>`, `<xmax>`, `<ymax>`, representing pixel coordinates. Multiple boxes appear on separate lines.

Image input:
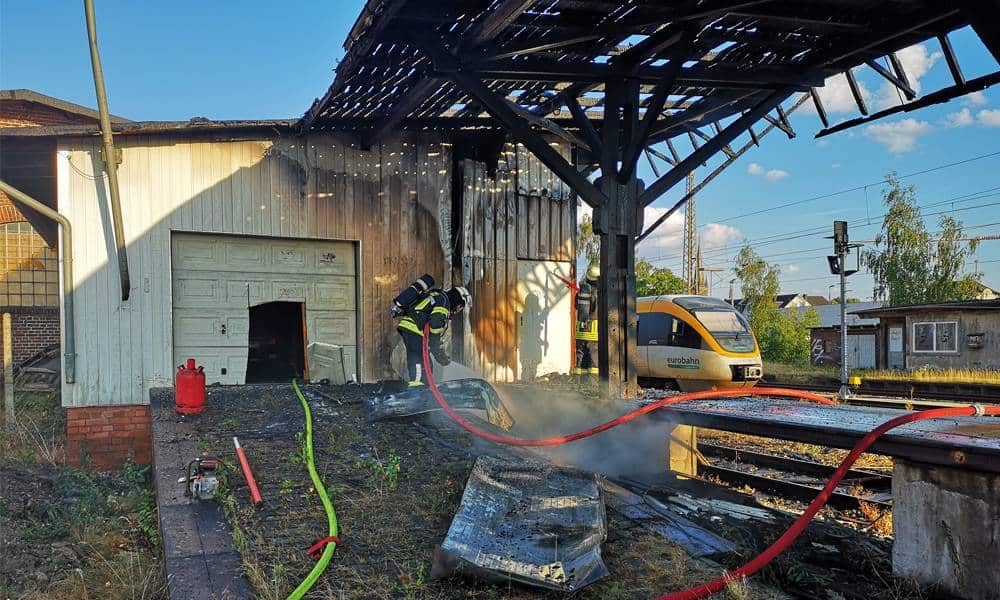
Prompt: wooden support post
<box><xmin>3</xmin><ymin>313</ymin><xmax>13</xmax><ymax>425</ymax></box>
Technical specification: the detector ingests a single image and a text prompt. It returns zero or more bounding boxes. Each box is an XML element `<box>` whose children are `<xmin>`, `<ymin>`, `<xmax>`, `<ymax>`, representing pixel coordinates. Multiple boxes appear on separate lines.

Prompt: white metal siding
<box><xmin>57</xmin><ymin>137</ymin><xmax>346</xmax><ymax>407</ymax></box>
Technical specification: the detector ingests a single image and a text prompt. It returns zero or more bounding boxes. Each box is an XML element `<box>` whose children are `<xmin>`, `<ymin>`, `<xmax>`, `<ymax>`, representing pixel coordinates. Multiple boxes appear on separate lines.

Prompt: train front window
<box><xmin>673</xmin><ymin>297</ymin><xmax>756</xmax><ymax>353</ymax></box>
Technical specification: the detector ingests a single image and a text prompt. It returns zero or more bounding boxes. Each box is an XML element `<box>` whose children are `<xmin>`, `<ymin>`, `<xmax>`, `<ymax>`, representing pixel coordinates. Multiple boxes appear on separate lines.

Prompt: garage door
<box><xmin>171</xmin><ymin>233</ymin><xmax>358</xmax><ymax>384</ymax></box>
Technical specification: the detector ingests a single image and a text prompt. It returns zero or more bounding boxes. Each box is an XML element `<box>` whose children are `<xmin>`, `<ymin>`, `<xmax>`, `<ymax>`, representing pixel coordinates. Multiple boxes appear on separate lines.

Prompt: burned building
<box><xmin>0</xmin><ymin>120</ymin><xmax>576</xmax><ymax>467</ymax></box>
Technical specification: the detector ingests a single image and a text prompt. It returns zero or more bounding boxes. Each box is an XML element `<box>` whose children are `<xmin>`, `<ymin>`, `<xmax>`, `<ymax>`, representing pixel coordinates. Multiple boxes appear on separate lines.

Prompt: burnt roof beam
<box><xmin>938</xmin><ymin>33</ymin><xmax>966</xmax><ymax>86</ymax></box>
<box><xmin>414</xmin><ymin>35</ymin><xmax>606</xmax><ymax>208</ymax></box>
<box><xmin>565</xmin><ymin>95</ymin><xmax>604</xmax><ymax>157</ymax></box>
<box><xmin>461</xmin><ymin>59</ymin><xmax>824</xmax><ymax>89</ymax></box>
<box><xmin>957</xmin><ymin>0</ymin><xmax>1000</xmax><ymax>64</ymax></box>
<box><xmin>361</xmin><ymin>0</ymin><xmax>536</xmax><ymax>146</ymax></box>
<box><xmin>866</xmin><ymin>58</ymin><xmax>916</xmax><ymax>100</ymax></box>
<box><xmin>817</xmin><ymin>69</ymin><xmax>1000</xmax><ymax>138</ymax></box>
<box><xmin>639</xmin><ymin>88</ymin><xmax>793</xmax><ymax>206</ymax></box>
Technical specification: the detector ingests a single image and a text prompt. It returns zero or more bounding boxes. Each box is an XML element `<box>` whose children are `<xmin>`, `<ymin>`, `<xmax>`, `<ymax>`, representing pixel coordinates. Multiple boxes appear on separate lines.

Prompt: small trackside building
<box><xmin>0</xmin><ymin>120</ymin><xmax>577</xmax><ymax>468</ymax></box>
<box><xmin>854</xmin><ymin>299</ymin><xmax>1000</xmax><ymax>371</ymax></box>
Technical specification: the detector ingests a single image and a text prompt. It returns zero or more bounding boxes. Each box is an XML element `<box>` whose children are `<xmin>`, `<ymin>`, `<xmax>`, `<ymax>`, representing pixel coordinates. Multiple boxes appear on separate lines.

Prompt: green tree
<box><xmin>734</xmin><ymin>244</ymin><xmax>780</xmax><ymax>341</ymax></box>
<box><xmin>864</xmin><ymin>173</ymin><xmax>979</xmax><ymax>306</ymax></box>
<box><xmin>635</xmin><ymin>258</ymin><xmax>686</xmax><ymax>296</ymax></box>
<box><xmin>765</xmin><ymin>308</ymin><xmax>821</xmax><ymax>366</ymax></box>
<box><xmin>577</xmin><ymin>213</ymin><xmax>599</xmax><ymax>264</ymax></box>
<box><xmin>734</xmin><ymin>244</ymin><xmax>817</xmax><ymax>365</ymax></box>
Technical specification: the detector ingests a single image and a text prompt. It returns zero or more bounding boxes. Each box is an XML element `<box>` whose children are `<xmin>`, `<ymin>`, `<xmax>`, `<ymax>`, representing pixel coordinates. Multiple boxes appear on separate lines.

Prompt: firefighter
<box><xmin>574</xmin><ymin>264</ymin><xmax>600</xmax><ymax>380</ymax></box>
<box><xmin>397</xmin><ymin>285</ymin><xmax>471</xmax><ymax>387</ymax></box>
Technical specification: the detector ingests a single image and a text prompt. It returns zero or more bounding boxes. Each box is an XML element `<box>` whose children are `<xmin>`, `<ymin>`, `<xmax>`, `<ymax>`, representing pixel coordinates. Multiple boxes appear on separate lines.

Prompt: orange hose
<box><xmin>421</xmin><ymin>326</ymin><xmax>1000</xmax><ymax>598</ymax></box>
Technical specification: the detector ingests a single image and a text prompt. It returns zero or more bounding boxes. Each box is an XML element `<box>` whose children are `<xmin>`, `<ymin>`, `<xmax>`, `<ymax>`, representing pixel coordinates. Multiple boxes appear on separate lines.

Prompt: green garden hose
<box><xmin>287</xmin><ymin>379</ymin><xmax>339</xmax><ymax>600</ymax></box>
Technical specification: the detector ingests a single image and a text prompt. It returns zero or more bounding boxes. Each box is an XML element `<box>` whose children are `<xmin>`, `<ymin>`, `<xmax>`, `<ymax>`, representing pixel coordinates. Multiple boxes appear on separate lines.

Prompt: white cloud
<box><xmin>831</xmin><ymin>163</ymin><xmax>842</xmax><ymax>169</ymax></box>
<box><xmin>805</xmin><ymin>72</ymin><xmax>872</xmax><ymax>115</ymax></box>
<box><xmin>635</xmin><ymin>206</ymin><xmax>741</xmax><ymax>261</ymax></box>
<box><xmin>874</xmin><ymin>44</ymin><xmax>941</xmax><ymax>110</ymax></box>
<box><xmin>944</xmin><ymin>107</ymin><xmax>973</xmax><ymax>128</ymax></box>
<box><xmin>786</xmin><ymin>264</ymin><xmax>800</xmax><ymax>274</ymax></box>
<box><xmin>964</xmin><ymin>91</ymin><xmax>988</xmax><ymax>106</ymax></box>
<box><xmin>863</xmin><ymin>118</ymin><xmax>932</xmax><ymax>154</ymax></box>
<box><xmin>978</xmin><ymin>109</ymin><xmax>1000</xmax><ymax>127</ymax></box>
<box><xmin>804</xmin><ymin>44</ymin><xmax>942</xmax><ymax>116</ymax></box>
<box><xmin>747</xmin><ymin>162</ymin><xmax>789</xmax><ymax>182</ymax></box>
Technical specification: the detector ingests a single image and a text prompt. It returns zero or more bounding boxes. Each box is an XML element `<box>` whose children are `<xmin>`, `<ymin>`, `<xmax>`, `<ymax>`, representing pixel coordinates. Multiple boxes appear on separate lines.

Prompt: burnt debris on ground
<box><xmin>152</xmin><ymin>381</ymin><xmax>929</xmax><ymax>599</ymax></box>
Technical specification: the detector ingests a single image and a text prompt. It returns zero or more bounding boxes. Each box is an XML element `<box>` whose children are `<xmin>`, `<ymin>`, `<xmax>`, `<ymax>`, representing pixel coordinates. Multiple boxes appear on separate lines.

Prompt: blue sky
<box><xmin>3</xmin><ymin>2</ymin><xmax>999</xmax><ymax>299</ymax></box>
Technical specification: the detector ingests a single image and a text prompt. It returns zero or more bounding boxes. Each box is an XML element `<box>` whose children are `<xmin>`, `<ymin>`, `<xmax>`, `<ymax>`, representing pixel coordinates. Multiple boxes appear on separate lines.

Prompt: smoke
<box><xmin>497</xmin><ymin>385</ymin><xmax>677</xmax><ymax>480</ymax></box>
<box><xmin>428</xmin><ymin>368</ymin><xmax>680</xmax><ymax>480</ymax></box>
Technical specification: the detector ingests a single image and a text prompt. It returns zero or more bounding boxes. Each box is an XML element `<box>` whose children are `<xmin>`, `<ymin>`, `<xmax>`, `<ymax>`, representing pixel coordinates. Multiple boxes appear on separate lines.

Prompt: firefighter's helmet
<box><xmin>586</xmin><ymin>264</ymin><xmax>600</xmax><ymax>281</ymax></box>
<box><xmin>446</xmin><ymin>286</ymin><xmax>471</xmax><ymax>312</ymax></box>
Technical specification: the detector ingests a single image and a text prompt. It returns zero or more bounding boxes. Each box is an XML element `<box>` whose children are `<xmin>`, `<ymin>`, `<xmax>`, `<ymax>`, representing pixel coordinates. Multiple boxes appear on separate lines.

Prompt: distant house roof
<box><xmin>0</xmin><ymin>88</ymin><xmax>132</xmax><ymax>124</ymax></box>
<box><xmin>786</xmin><ymin>302</ymin><xmax>883</xmax><ymax>328</ymax></box>
<box><xmin>804</xmin><ymin>295</ymin><xmax>830</xmax><ymax>306</ymax></box>
<box><xmin>855</xmin><ymin>299</ymin><xmax>1000</xmax><ymax>318</ymax></box>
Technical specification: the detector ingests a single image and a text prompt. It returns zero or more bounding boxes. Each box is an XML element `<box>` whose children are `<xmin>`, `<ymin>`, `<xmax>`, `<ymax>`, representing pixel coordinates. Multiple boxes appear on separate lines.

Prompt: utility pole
<box><xmin>682</xmin><ymin>170</ymin><xmax>698</xmax><ymax>294</ymax></box>
<box><xmin>828</xmin><ymin>221</ymin><xmax>861</xmax><ymax>400</ymax></box>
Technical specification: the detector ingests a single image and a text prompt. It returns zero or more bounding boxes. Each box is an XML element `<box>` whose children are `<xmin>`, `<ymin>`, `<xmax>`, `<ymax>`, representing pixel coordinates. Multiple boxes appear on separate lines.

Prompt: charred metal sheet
<box><xmin>434</xmin><ymin>455</ymin><xmax>608</xmax><ymax>591</ymax></box>
<box><xmin>365</xmin><ymin>377</ymin><xmax>514</xmax><ymax>430</ymax></box>
<box><xmin>601</xmin><ymin>479</ymin><xmax>735</xmax><ymax>559</ymax></box>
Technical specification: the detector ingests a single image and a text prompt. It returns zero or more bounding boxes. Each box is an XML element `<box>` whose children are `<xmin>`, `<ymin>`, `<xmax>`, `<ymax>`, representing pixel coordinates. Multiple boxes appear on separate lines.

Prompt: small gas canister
<box><xmin>175</xmin><ymin>358</ymin><xmax>206</xmax><ymax>414</ymax></box>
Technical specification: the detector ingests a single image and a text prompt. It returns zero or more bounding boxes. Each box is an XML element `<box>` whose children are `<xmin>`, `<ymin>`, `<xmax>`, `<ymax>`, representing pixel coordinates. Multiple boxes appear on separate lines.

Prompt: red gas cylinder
<box><xmin>175</xmin><ymin>359</ymin><xmax>206</xmax><ymax>414</ymax></box>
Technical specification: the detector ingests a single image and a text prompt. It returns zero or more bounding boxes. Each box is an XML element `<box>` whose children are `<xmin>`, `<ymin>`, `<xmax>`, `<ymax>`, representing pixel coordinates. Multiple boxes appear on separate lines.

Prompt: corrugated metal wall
<box><xmin>58</xmin><ymin>133</ymin><xmax>451</xmax><ymax>407</ymax></box>
<box><xmin>460</xmin><ymin>142</ymin><xmax>577</xmax><ymax>382</ymax></box>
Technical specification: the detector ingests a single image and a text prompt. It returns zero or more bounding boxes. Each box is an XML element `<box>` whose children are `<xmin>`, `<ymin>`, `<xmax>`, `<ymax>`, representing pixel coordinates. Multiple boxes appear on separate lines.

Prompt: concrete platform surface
<box><xmin>649</xmin><ymin>397</ymin><xmax>1000</xmax><ymax>473</ymax></box>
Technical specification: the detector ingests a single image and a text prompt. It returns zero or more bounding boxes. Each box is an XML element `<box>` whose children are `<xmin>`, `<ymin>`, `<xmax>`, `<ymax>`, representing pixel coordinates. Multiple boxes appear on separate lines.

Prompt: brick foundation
<box><xmin>66</xmin><ymin>405</ymin><xmax>152</xmax><ymax>470</ymax></box>
<box><xmin>0</xmin><ymin>306</ymin><xmax>60</xmax><ymax>366</ymax></box>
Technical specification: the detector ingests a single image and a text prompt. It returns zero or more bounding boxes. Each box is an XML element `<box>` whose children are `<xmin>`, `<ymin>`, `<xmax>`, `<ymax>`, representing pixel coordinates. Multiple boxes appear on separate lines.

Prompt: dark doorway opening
<box><xmin>246</xmin><ymin>301</ymin><xmax>306</xmax><ymax>383</ymax></box>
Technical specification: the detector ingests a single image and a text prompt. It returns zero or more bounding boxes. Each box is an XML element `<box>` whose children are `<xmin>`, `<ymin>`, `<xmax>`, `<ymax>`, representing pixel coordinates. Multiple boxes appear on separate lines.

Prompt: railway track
<box><xmin>696</xmin><ymin>442</ymin><xmax>892</xmax><ymax>511</ymax></box>
<box><xmin>761</xmin><ymin>380</ymin><xmax>1000</xmax><ymax>409</ymax></box>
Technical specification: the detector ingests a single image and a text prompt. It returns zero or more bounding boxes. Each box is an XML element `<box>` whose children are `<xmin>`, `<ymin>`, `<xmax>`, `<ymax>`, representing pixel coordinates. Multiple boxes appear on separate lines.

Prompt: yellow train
<box><xmin>636</xmin><ymin>295</ymin><xmax>763</xmax><ymax>391</ymax></box>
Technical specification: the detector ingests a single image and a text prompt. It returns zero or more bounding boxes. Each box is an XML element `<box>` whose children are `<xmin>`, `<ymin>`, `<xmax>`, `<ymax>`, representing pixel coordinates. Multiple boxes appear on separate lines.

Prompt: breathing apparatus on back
<box><xmin>389</xmin><ymin>274</ymin><xmax>436</xmax><ymax>318</ymax></box>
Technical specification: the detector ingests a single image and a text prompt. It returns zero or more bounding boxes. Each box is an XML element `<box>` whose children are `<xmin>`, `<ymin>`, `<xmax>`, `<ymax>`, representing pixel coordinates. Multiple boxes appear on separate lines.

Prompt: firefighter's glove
<box><xmin>436</xmin><ymin>354</ymin><xmax>451</xmax><ymax>366</ymax></box>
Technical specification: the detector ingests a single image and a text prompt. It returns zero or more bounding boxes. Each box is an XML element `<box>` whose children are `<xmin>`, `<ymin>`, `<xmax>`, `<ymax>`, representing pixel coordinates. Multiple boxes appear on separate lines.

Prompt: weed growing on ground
<box><xmin>279</xmin><ymin>479</ymin><xmax>296</xmax><ymax>494</ymax></box>
<box><xmin>399</xmin><ymin>563</ymin><xmax>427</xmax><ymax>599</ymax></box>
<box><xmin>356</xmin><ymin>445</ymin><xmax>401</xmax><ymax>494</ymax></box>
<box><xmin>220</xmin><ymin>417</ymin><xmax>239</xmax><ymax>428</ymax></box>
<box><xmin>599</xmin><ymin>581</ymin><xmax>630</xmax><ymax>600</ymax></box>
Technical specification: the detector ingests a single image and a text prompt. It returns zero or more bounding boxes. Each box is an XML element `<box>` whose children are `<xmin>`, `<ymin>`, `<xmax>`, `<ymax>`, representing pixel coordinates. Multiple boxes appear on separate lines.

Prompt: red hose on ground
<box><xmin>421</xmin><ymin>327</ymin><xmax>1000</xmax><ymax>599</ymax></box>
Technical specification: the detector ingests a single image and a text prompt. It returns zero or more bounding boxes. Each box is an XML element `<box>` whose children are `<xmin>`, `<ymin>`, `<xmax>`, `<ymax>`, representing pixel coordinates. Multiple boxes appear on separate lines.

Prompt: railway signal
<box><xmin>828</xmin><ymin>221</ymin><xmax>863</xmax><ymax>400</ymax></box>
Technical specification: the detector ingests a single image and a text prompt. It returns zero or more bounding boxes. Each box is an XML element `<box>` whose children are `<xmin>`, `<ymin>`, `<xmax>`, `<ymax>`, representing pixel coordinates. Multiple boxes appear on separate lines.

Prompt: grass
<box><xmin>1</xmin><ymin>390</ymin><xmax>166</xmax><ymax>600</ymax></box>
<box><xmin>859</xmin><ymin>367</ymin><xmax>1000</xmax><ymax>385</ymax></box>
<box><xmin>763</xmin><ymin>361</ymin><xmax>840</xmax><ymax>383</ymax></box>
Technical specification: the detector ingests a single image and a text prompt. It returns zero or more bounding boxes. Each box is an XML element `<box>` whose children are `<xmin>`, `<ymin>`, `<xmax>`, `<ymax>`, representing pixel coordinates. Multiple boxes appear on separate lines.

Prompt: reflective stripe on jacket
<box><xmin>397</xmin><ymin>290</ymin><xmax>450</xmax><ymax>338</ymax></box>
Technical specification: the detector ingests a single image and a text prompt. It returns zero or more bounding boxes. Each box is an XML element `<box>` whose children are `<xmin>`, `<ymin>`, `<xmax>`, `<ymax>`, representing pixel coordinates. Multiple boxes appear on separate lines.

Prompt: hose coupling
<box><xmin>972</xmin><ymin>403</ymin><xmax>987</xmax><ymax>417</ymax></box>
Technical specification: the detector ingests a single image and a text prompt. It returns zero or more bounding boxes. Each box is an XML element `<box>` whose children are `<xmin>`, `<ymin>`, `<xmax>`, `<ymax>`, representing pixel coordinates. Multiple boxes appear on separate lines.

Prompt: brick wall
<box><xmin>0</xmin><ymin>192</ymin><xmax>27</xmax><ymax>224</ymax></box>
<box><xmin>0</xmin><ymin>100</ymin><xmax>95</xmax><ymax>128</ymax></box>
<box><xmin>0</xmin><ymin>306</ymin><xmax>60</xmax><ymax>366</ymax></box>
<box><xmin>66</xmin><ymin>405</ymin><xmax>152</xmax><ymax>470</ymax></box>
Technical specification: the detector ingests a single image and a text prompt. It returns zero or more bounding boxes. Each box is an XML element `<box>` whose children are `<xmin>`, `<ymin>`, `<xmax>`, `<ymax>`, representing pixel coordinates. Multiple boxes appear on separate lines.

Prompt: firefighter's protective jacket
<box><xmin>397</xmin><ymin>290</ymin><xmax>451</xmax><ymax>360</ymax></box>
<box><xmin>575</xmin><ymin>281</ymin><xmax>599</xmax><ymax>342</ymax></box>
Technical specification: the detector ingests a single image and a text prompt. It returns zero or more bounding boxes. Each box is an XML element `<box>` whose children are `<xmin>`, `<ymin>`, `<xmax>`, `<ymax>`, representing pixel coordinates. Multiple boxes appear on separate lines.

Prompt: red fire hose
<box><xmin>420</xmin><ymin>326</ymin><xmax>999</xmax><ymax>599</ymax></box>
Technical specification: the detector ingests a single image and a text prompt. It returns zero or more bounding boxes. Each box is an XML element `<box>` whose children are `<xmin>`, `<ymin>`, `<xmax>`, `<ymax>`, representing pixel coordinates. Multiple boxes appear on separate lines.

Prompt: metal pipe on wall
<box><xmin>0</xmin><ymin>180</ymin><xmax>76</xmax><ymax>384</ymax></box>
<box><xmin>83</xmin><ymin>0</ymin><xmax>130</xmax><ymax>301</ymax></box>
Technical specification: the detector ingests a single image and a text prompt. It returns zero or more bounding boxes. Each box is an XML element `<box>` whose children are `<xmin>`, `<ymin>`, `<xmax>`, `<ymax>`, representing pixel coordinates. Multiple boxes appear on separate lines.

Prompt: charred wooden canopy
<box><xmin>300</xmin><ymin>0</ymin><xmax>997</xmax><ymax>160</ymax></box>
